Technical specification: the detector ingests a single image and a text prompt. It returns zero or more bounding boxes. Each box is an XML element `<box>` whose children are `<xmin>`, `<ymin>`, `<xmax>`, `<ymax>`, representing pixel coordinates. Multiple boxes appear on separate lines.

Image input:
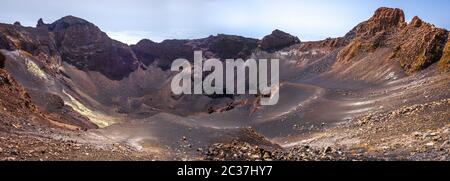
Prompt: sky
<box><xmin>0</xmin><ymin>0</ymin><xmax>449</xmax><ymax>44</ymax></box>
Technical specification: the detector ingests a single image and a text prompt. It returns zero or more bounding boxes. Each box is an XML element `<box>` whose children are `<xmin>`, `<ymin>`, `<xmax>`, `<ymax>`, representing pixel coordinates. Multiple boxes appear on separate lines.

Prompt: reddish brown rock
<box><xmin>438</xmin><ymin>34</ymin><xmax>450</xmax><ymax>73</ymax></box>
<box><xmin>259</xmin><ymin>29</ymin><xmax>300</xmax><ymax>51</ymax></box>
<box><xmin>393</xmin><ymin>16</ymin><xmax>448</xmax><ymax>74</ymax></box>
<box><xmin>0</xmin><ymin>69</ymin><xmax>37</xmax><ymax>115</ymax></box>
<box><xmin>346</xmin><ymin>7</ymin><xmax>406</xmax><ymax>39</ymax></box>
<box><xmin>337</xmin><ymin>7</ymin><xmax>448</xmax><ymax>74</ymax></box>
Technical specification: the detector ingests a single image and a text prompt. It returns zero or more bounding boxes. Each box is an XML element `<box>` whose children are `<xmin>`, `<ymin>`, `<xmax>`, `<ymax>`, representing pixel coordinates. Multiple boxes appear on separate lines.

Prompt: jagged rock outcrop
<box><xmin>259</xmin><ymin>29</ymin><xmax>300</xmax><ymax>51</ymax></box>
<box><xmin>438</xmin><ymin>34</ymin><xmax>450</xmax><ymax>72</ymax></box>
<box><xmin>337</xmin><ymin>7</ymin><xmax>406</xmax><ymax>63</ymax></box>
<box><xmin>131</xmin><ymin>34</ymin><xmax>258</xmax><ymax>70</ymax></box>
<box><xmin>392</xmin><ymin>16</ymin><xmax>448</xmax><ymax>74</ymax></box>
<box><xmin>0</xmin><ymin>16</ymin><xmax>140</xmax><ymax>80</ymax></box>
<box><xmin>0</xmin><ymin>23</ymin><xmax>60</xmax><ymax>74</ymax></box>
<box><xmin>346</xmin><ymin>7</ymin><xmax>406</xmax><ymax>39</ymax></box>
<box><xmin>36</xmin><ymin>18</ymin><xmax>47</xmax><ymax>28</ymax></box>
<box><xmin>337</xmin><ymin>7</ymin><xmax>448</xmax><ymax>74</ymax></box>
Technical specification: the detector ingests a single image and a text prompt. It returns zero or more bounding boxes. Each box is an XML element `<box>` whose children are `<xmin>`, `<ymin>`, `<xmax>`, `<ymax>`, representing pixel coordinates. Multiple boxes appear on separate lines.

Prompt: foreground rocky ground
<box><xmin>0</xmin><ymin>132</ymin><xmax>155</xmax><ymax>161</ymax></box>
<box><xmin>203</xmin><ymin>99</ymin><xmax>450</xmax><ymax>161</ymax></box>
<box><xmin>2</xmin><ymin>99</ymin><xmax>447</xmax><ymax>161</ymax></box>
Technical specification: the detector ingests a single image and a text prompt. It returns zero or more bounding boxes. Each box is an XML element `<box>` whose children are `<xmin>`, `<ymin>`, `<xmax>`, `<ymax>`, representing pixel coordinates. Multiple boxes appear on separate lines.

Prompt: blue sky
<box><xmin>0</xmin><ymin>0</ymin><xmax>448</xmax><ymax>44</ymax></box>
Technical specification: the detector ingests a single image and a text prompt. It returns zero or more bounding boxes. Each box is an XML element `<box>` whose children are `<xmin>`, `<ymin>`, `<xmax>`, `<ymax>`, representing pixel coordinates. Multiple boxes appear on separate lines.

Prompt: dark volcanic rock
<box><xmin>438</xmin><ymin>34</ymin><xmax>450</xmax><ymax>72</ymax></box>
<box><xmin>0</xmin><ymin>51</ymin><xmax>4</xmax><ymax>69</ymax></box>
<box><xmin>131</xmin><ymin>34</ymin><xmax>258</xmax><ymax>70</ymax></box>
<box><xmin>131</xmin><ymin>39</ymin><xmax>193</xmax><ymax>70</ymax></box>
<box><xmin>200</xmin><ymin>34</ymin><xmax>259</xmax><ymax>59</ymax></box>
<box><xmin>259</xmin><ymin>29</ymin><xmax>300</xmax><ymax>51</ymax></box>
<box><xmin>36</xmin><ymin>18</ymin><xmax>48</xmax><ymax>28</ymax></box>
<box><xmin>0</xmin><ymin>22</ymin><xmax>60</xmax><ymax>74</ymax></box>
<box><xmin>0</xmin><ymin>16</ymin><xmax>140</xmax><ymax>80</ymax></box>
<box><xmin>48</xmin><ymin>16</ymin><xmax>139</xmax><ymax>80</ymax></box>
<box><xmin>0</xmin><ymin>33</ymin><xmax>12</xmax><ymax>50</ymax></box>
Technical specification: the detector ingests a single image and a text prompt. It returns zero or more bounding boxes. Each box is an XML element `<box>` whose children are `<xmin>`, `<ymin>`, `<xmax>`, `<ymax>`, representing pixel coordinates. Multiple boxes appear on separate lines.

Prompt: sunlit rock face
<box><xmin>336</xmin><ymin>7</ymin><xmax>448</xmax><ymax>74</ymax></box>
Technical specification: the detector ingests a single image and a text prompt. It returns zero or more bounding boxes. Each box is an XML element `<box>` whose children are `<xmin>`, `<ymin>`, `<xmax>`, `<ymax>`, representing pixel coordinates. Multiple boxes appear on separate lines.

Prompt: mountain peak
<box><xmin>49</xmin><ymin>15</ymin><xmax>92</xmax><ymax>31</ymax></box>
<box><xmin>346</xmin><ymin>7</ymin><xmax>406</xmax><ymax>39</ymax></box>
<box><xmin>409</xmin><ymin>16</ymin><xmax>423</xmax><ymax>27</ymax></box>
<box><xmin>36</xmin><ymin>18</ymin><xmax>47</xmax><ymax>28</ymax></box>
<box><xmin>371</xmin><ymin>7</ymin><xmax>405</xmax><ymax>25</ymax></box>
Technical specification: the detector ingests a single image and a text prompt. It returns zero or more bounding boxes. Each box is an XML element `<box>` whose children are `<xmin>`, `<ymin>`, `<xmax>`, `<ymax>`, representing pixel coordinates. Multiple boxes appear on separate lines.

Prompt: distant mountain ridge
<box><xmin>0</xmin><ymin>7</ymin><xmax>448</xmax><ymax>81</ymax></box>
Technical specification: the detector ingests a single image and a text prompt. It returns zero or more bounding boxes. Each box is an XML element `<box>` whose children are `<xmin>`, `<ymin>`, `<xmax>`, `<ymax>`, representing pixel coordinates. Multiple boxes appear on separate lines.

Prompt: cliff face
<box><xmin>393</xmin><ymin>16</ymin><xmax>448</xmax><ymax>74</ymax></box>
<box><xmin>47</xmin><ymin>16</ymin><xmax>139</xmax><ymax>80</ymax></box>
<box><xmin>438</xmin><ymin>34</ymin><xmax>450</xmax><ymax>73</ymax></box>
<box><xmin>336</xmin><ymin>7</ymin><xmax>448</xmax><ymax>74</ymax></box>
<box><xmin>0</xmin><ymin>22</ymin><xmax>61</xmax><ymax>75</ymax></box>
<box><xmin>0</xmin><ymin>16</ymin><xmax>139</xmax><ymax>80</ymax></box>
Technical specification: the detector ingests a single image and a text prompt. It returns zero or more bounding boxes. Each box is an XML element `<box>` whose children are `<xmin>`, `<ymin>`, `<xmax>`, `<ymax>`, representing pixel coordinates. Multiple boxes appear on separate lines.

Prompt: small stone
<box><xmin>262</xmin><ymin>151</ymin><xmax>271</xmax><ymax>159</ymax></box>
<box><xmin>425</xmin><ymin>142</ymin><xmax>434</xmax><ymax>147</ymax></box>
<box><xmin>443</xmin><ymin>128</ymin><xmax>449</xmax><ymax>134</ymax></box>
<box><xmin>10</xmin><ymin>149</ymin><xmax>19</xmax><ymax>155</ymax></box>
<box><xmin>413</xmin><ymin>131</ymin><xmax>422</xmax><ymax>137</ymax></box>
<box><xmin>324</xmin><ymin>146</ymin><xmax>332</xmax><ymax>153</ymax></box>
<box><xmin>440</xmin><ymin>141</ymin><xmax>449</xmax><ymax>148</ymax></box>
<box><xmin>250</xmin><ymin>154</ymin><xmax>260</xmax><ymax>159</ymax></box>
<box><xmin>4</xmin><ymin>157</ymin><xmax>16</xmax><ymax>161</ymax></box>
